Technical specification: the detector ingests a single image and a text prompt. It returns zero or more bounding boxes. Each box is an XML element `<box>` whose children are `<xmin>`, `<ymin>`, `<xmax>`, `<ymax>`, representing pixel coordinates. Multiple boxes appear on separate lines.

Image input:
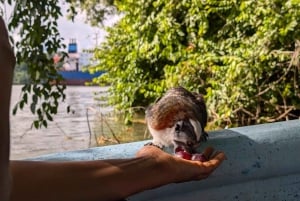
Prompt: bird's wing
<box><xmin>146</xmin><ymin>87</ymin><xmax>207</xmax><ymax>130</ymax></box>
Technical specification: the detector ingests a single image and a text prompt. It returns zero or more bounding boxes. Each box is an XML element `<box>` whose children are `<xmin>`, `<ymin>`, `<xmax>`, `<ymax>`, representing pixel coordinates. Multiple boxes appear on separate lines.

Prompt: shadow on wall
<box><xmin>129</xmin><ymin>120</ymin><xmax>300</xmax><ymax>201</ymax></box>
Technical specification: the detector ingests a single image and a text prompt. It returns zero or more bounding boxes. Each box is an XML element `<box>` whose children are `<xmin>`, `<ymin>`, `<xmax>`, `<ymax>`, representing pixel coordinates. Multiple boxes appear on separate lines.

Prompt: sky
<box><xmin>57</xmin><ymin>14</ymin><xmax>107</xmax><ymax>51</ymax></box>
<box><xmin>3</xmin><ymin>2</ymin><xmax>120</xmax><ymax>52</ymax></box>
<box><xmin>57</xmin><ymin>5</ymin><xmax>120</xmax><ymax>51</ymax></box>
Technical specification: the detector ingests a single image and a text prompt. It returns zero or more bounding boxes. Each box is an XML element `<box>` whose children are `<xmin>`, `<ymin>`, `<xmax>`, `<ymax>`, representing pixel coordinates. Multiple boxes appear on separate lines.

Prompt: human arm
<box><xmin>0</xmin><ymin>16</ymin><xmax>15</xmax><ymax>201</ymax></box>
<box><xmin>10</xmin><ymin>146</ymin><xmax>225</xmax><ymax>201</ymax></box>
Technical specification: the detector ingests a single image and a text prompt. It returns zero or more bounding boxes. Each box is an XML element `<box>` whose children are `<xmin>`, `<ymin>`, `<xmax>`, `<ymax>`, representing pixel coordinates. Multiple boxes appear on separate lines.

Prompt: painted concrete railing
<box><xmin>30</xmin><ymin>120</ymin><xmax>300</xmax><ymax>201</ymax></box>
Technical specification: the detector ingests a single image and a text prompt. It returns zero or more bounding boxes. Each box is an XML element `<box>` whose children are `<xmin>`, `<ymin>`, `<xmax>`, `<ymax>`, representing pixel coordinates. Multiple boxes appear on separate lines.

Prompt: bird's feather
<box><xmin>146</xmin><ymin>86</ymin><xmax>207</xmax><ymax>132</ymax></box>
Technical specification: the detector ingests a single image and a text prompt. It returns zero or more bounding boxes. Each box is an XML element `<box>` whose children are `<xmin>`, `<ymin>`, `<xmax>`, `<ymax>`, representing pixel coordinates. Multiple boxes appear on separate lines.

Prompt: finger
<box><xmin>210</xmin><ymin>150</ymin><xmax>228</xmax><ymax>160</ymax></box>
<box><xmin>201</xmin><ymin>146</ymin><xmax>214</xmax><ymax>160</ymax></box>
<box><xmin>203</xmin><ymin>152</ymin><xmax>226</xmax><ymax>169</ymax></box>
<box><xmin>173</xmin><ymin>151</ymin><xmax>226</xmax><ymax>181</ymax></box>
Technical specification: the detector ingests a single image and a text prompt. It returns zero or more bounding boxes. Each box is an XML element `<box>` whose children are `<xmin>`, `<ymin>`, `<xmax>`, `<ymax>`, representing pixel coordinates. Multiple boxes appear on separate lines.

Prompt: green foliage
<box><xmin>2</xmin><ymin>0</ymin><xmax>67</xmax><ymax>129</ymax></box>
<box><xmin>0</xmin><ymin>0</ymin><xmax>115</xmax><ymax>129</ymax></box>
<box><xmin>65</xmin><ymin>0</ymin><xmax>116</xmax><ymax>26</ymax></box>
<box><xmin>0</xmin><ymin>0</ymin><xmax>119</xmax><ymax>129</ymax></box>
<box><xmin>13</xmin><ymin>63</ymin><xmax>29</xmax><ymax>84</ymax></box>
<box><xmin>89</xmin><ymin>0</ymin><xmax>300</xmax><ymax>128</ymax></box>
<box><xmin>2</xmin><ymin>0</ymin><xmax>300</xmax><ymax>129</ymax></box>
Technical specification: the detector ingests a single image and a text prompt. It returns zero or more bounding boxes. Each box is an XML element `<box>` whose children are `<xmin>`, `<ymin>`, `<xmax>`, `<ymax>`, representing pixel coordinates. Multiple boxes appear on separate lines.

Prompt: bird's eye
<box><xmin>175</xmin><ymin>123</ymin><xmax>181</xmax><ymax>133</ymax></box>
<box><xmin>187</xmin><ymin>141</ymin><xmax>193</xmax><ymax>147</ymax></box>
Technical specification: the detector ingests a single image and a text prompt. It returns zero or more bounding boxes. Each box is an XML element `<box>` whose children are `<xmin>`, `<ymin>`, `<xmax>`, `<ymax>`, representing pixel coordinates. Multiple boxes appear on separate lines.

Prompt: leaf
<box><xmin>42</xmin><ymin>120</ymin><xmax>48</xmax><ymax>128</ymax></box>
<box><xmin>67</xmin><ymin>105</ymin><xmax>71</xmax><ymax>113</ymax></box>
<box><xmin>30</xmin><ymin>103</ymin><xmax>36</xmax><ymax>114</ymax></box>
<box><xmin>46</xmin><ymin>113</ymin><xmax>53</xmax><ymax>121</ymax></box>
<box><xmin>20</xmin><ymin>101</ymin><xmax>24</xmax><ymax>109</ymax></box>
<box><xmin>12</xmin><ymin>105</ymin><xmax>18</xmax><ymax>115</ymax></box>
<box><xmin>32</xmin><ymin>94</ymin><xmax>38</xmax><ymax>104</ymax></box>
<box><xmin>33</xmin><ymin>120</ymin><xmax>39</xmax><ymax>129</ymax></box>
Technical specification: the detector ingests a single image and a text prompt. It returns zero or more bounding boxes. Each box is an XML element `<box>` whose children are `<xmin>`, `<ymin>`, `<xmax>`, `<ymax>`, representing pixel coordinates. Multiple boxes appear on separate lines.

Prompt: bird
<box><xmin>145</xmin><ymin>86</ymin><xmax>208</xmax><ymax>154</ymax></box>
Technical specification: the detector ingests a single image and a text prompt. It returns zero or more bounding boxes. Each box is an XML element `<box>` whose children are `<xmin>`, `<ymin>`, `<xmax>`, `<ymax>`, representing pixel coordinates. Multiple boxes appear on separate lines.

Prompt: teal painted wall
<box><xmin>30</xmin><ymin>120</ymin><xmax>300</xmax><ymax>201</ymax></box>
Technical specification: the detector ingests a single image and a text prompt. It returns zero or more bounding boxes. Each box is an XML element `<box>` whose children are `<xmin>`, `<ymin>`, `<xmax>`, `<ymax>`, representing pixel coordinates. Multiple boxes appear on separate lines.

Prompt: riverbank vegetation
<box><xmin>2</xmin><ymin>0</ymin><xmax>300</xmax><ymax>130</ymax></box>
<box><xmin>88</xmin><ymin>0</ymin><xmax>300</xmax><ymax>129</ymax></box>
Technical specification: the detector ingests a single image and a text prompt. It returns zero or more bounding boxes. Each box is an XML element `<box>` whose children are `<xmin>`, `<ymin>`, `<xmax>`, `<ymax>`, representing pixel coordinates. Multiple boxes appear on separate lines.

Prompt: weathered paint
<box><xmin>30</xmin><ymin>120</ymin><xmax>300</xmax><ymax>201</ymax></box>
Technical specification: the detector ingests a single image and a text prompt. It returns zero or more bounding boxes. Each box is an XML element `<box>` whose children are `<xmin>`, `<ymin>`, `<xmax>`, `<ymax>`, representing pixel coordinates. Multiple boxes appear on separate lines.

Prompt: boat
<box><xmin>57</xmin><ymin>70</ymin><xmax>104</xmax><ymax>85</ymax></box>
<box><xmin>54</xmin><ymin>38</ymin><xmax>104</xmax><ymax>85</ymax></box>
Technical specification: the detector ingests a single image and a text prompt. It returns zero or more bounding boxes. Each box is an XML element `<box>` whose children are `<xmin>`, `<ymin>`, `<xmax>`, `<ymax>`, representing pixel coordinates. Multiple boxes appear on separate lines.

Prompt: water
<box><xmin>10</xmin><ymin>85</ymin><xmax>150</xmax><ymax>159</ymax></box>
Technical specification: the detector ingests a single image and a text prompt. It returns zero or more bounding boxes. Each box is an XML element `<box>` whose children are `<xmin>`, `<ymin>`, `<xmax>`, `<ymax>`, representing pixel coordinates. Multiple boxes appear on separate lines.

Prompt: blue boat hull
<box><xmin>57</xmin><ymin>71</ymin><xmax>104</xmax><ymax>85</ymax></box>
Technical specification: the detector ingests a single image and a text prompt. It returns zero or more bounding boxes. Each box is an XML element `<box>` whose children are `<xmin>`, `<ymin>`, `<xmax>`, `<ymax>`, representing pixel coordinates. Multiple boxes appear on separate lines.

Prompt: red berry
<box><xmin>175</xmin><ymin>150</ymin><xmax>192</xmax><ymax>160</ymax></box>
<box><xmin>175</xmin><ymin>146</ymin><xmax>184</xmax><ymax>153</ymax></box>
<box><xmin>191</xmin><ymin>153</ymin><xmax>207</xmax><ymax>162</ymax></box>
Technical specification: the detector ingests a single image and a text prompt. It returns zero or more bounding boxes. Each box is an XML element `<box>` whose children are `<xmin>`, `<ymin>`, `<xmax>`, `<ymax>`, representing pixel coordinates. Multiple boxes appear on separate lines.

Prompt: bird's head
<box><xmin>172</xmin><ymin>119</ymin><xmax>203</xmax><ymax>154</ymax></box>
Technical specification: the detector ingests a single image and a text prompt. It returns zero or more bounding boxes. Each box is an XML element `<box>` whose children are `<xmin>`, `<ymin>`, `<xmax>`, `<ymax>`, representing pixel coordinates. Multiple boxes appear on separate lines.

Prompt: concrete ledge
<box><xmin>29</xmin><ymin>120</ymin><xmax>300</xmax><ymax>201</ymax></box>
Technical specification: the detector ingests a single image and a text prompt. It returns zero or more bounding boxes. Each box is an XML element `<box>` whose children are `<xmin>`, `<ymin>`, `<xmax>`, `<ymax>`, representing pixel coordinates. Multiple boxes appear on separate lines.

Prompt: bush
<box><xmin>90</xmin><ymin>0</ymin><xmax>300</xmax><ymax>128</ymax></box>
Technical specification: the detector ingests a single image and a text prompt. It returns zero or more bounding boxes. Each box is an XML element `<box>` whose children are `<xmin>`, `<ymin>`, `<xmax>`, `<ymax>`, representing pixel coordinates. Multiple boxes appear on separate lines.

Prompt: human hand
<box><xmin>136</xmin><ymin>145</ymin><xmax>226</xmax><ymax>183</ymax></box>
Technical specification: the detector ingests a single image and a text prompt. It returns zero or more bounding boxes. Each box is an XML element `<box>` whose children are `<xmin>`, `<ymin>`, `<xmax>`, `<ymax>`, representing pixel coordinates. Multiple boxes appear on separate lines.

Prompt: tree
<box><xmin>0</xmin><ymin>0</ymin><xmax>114</xmax><ymax>128</ymax></box>
<box><xmin>89</xmin><ymin>0</ymin><xmax>300</xmax><ymax>128</ymax></box>
<box><xmin>1</xmin><ymin>0</ymin><xmax>300</xmax><ymax>129</ymax></box>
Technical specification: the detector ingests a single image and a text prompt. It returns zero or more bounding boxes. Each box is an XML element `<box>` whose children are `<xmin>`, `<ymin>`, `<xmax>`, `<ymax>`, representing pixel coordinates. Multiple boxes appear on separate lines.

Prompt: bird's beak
<box><xmin>174</xmin><ymin>140</ymin><xmax>198</xmax><ymax>154</ymax></box>
<box><xmin>183</xmin><ymin>145</ymin><xmax>197</xmax><ymax>154</ymax></box>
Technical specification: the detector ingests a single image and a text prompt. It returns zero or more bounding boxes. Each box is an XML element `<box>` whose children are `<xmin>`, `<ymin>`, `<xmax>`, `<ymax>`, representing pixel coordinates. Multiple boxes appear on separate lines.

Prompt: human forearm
<box><xmin>9</xmin><ymin>157</ymin><xmax>169</xmax><ymax>201</ymax></box>
<box><xmin>9</xmin><ymin>146</ymin><xmax>225</xmax><ymax>201</ymax></box>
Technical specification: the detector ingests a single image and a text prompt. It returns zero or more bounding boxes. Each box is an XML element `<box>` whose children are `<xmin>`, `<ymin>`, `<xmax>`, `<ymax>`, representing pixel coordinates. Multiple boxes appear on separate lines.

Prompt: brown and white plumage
<box><xmin>145</xmin><ymin>86</ymin><xmax>208</xmax><ymax>153</ymax></box>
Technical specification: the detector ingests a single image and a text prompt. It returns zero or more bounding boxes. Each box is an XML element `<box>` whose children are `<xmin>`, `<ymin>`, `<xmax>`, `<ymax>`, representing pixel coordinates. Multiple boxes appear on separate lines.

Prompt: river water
<box><xmin>10</xmin><ymin>85</ymin><xmax>149</xmax><ymax>159</ymax></box>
